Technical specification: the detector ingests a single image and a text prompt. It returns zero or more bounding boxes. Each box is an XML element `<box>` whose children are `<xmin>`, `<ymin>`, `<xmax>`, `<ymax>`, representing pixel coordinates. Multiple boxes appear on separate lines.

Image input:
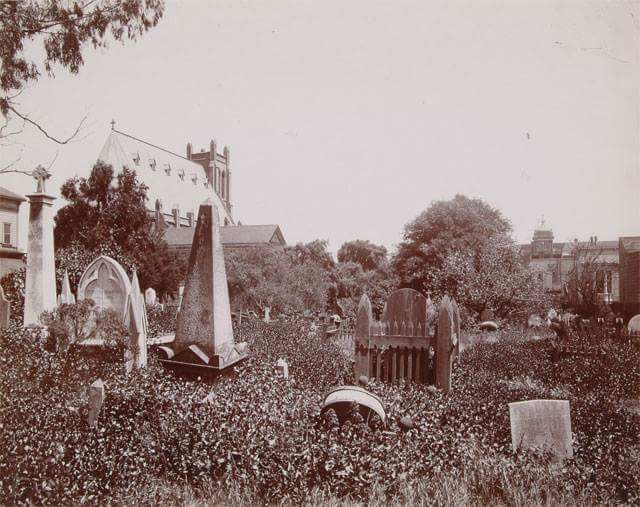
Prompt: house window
<box><xmin>3</xmin><ymin>223</ymin><xmax>11</xmax><ymax>245</ymax></box>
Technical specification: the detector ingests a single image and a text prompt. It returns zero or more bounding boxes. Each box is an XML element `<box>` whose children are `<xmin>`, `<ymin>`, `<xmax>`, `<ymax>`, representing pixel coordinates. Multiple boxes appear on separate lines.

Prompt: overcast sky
<box><xmin>3</xmin><ymin>0</ymin><xmax>639</xmax><ymax>255</ymax></box>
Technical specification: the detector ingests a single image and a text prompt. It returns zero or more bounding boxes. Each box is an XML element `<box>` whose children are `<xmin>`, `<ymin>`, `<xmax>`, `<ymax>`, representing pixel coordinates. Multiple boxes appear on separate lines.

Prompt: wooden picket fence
<box><xmin>354</xmin><ymin>288</ymin><xmax>461</xmax><ymax>392</ymax></box>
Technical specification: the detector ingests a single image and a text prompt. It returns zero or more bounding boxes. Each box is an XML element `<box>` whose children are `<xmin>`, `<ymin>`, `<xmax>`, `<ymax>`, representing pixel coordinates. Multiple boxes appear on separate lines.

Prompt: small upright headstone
<box><xmin>0</xmin><ymin>286</ymin><xmax>9</xmax><ymax>329</ymax></box>
<box><xmin>509</xmin><ymin>399</ymin><xmax>573</xmax><ymax>460</ymax></box>
<box><xmin>57</xmin><ymin>270</ymin><xmax>76</xmax><ymax>305</ymax></box>
<box><xmin>276</xmin><ymin>358</ymin><xmax>289</xmax><ymax>379</ymax></box>
<box><xmin>264</xmin><ymin>307</ymin><xmax>271</xmax><ymax>323</ymax></box>
<box><xmin>87</xmin><ymin>379</ymin><xmax>105</xmax><ymax>428</ymax></box>
<box><xmin>144</xmin><ymin>287</ymin><xmax>157</xmax><ymax>306</ymax></box>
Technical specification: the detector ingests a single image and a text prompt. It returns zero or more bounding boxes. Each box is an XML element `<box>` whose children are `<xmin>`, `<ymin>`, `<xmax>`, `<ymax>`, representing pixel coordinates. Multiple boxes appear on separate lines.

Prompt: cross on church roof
<box><xmin>110</xmin><ymin>119</ymin><xmax>116</xmax><ymax>130</ymax></box>
<box><xmin>537</xmin><ymin>215</ymin><xmax>546</xmax><ymax>229</ymax></box>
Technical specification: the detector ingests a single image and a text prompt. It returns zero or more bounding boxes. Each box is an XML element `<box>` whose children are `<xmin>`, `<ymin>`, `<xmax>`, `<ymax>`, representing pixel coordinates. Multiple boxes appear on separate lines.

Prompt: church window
<box><xmin>178</xmin><ymin>168</ymin><xmax>185</xmax><ymax>180</ymax></box>
<box><xmin>149</xmin><ymin>159</ymin><xmax>156</xmax><ymax>170</ymax></box>
<box><xmin>191</xmin><ymin>173</ymin><xmax>198</xmax><ymax>184</ymax></box>
<box><xmin>132</xmin><ymin>153</ymin><xmax>140</xmax><ymax>165</ymax></box>
<box><xmin>164</xmin><ymin>163</ymin><xmax>171</xmax><ymax>175</ymax></box>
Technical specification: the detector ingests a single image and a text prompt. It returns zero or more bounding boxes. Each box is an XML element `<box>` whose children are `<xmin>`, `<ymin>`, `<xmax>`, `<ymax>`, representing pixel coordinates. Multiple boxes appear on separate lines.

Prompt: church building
<box><xmin>96</xmin><ymin>126</ymin><xmax>286</xmax><ymax>254</ymax></box>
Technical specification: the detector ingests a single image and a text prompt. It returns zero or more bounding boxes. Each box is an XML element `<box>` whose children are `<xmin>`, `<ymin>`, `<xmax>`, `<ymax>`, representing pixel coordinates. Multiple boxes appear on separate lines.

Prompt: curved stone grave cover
<box><xmin>321</xmin><ymin>385</ymin><xmax>386</xmax><ymax>425</ymax></box>
<box><xmin>77</xmin><ymin>255</ymin><xmax>131</xmax><ymax>319</ymax></box>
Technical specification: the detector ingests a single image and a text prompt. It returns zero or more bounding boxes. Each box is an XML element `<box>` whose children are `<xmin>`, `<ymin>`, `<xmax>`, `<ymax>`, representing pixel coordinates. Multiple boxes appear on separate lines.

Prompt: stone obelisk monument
<box><xmin>170</xmin><ymin>199</ymin><xmax>246</xmax><ymax>370</ymax></box>
<box><xmin>24</xmin><ymin>166</ymin><xmax>56</xmax><ymax>326</ymax></box>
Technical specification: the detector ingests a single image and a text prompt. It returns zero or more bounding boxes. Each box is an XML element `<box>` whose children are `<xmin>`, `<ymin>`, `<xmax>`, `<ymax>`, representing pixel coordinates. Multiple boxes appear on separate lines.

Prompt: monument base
<box><xmin>158</xmin><ymin>341</ymin><xmax>248</xmax><ymax>376</ymax></box>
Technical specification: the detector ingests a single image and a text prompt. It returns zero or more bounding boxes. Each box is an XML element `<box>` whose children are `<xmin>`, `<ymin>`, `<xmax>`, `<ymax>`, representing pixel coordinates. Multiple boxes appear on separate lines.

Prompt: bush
<box><xmin>0</xmin><ymin>321</ymin><xmax>637</xmax><ymax>505</ymax></box>
<box><xmin>146</xmin><ymin>303</ymin><xmax>178</xmax><ymax>339</ymax></box>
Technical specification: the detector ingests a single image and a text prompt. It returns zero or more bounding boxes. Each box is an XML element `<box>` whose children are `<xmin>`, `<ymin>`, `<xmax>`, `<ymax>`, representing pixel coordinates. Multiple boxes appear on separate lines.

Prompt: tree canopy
<box><xmin>337</xmin><ymin>240</ymin><xmax>387</xmax><ymax>271</ymax></box>
<box><xmin>393</xmin><ymin>194</ymin><xmax>512</xmax><ymax>293</ymax></box>
<box><xmin>54</xmin><ymin>162</ymin><xmax>184</xmax><ymax>297</ymax></box>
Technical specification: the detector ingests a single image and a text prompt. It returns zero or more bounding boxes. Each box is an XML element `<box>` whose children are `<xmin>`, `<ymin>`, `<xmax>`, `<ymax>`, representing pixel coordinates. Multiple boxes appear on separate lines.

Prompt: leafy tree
<box><xmin>226</xmin><ymin>247</ymin><xmax>330</xmax><ymax>316</ymax></box>
<box><xmin>54</xmin><ymin>162</ymin><xmax>185</xmax><ymax>297</ymax></box>
<box><xmin>0</xmin><ymin>0</ymin><xmax>164</xmax><ymax>174</ymax></box>
<box><xmin>562</xmin><ymin>241</ymin><xmax>612</xmax><ymax>316</ymax></box>
<box><xmin>337</xmin><ymin>240</ymin><xmax>387</xmax><ymax>271</ymax></box>
<box><xmin>392</xmin><ymin>194</ymin><xmax>512</xmax><ymax>293</ymax></box>
<box><xmin>287</xmin><ymin>239</ymin><xmax>335</xmax><ymax>271</ymax></box>
<box><xmin>431</xmin><ymin>236</ymin><xmax>549</xmax><ymax>320</ymax></box>
<box><xmin>333</xmin><ymin>261</ymin><xmax>398</xmax><ymax>319</ymax></box>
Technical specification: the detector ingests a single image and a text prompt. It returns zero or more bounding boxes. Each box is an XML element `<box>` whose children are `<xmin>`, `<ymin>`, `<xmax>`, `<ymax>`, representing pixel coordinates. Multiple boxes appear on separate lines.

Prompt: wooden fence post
<box><xmin>436</xmin><ymin>295</ymin><xmax>454</xmax><ymax>393</ymax></box>
<box><xmin>354</xmin><ymin>294</ymin><xmax>373</xmax><ymax>379</ymax></box>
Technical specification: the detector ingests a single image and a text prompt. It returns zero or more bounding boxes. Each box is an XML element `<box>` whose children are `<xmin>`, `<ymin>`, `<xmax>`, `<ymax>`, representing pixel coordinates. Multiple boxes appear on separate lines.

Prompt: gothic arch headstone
<box><xmin>77</xmin><ymin>255</ymin><xmax>131</xmax><ymax>319</ymax></box>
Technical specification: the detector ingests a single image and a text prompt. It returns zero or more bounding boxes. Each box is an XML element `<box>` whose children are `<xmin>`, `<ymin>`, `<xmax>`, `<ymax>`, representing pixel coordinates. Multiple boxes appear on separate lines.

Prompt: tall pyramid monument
<box><xmin>162</xmin><ymin>200</ymin><xmax>247</xmax><ymax>372</ymax></box>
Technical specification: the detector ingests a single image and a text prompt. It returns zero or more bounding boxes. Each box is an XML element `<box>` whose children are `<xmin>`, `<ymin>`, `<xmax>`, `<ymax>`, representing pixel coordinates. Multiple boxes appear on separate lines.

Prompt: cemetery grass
<box><xmin>1</xmin><ymin>323</ymin><xmax>639</xmax><ymax>505</ymax></box>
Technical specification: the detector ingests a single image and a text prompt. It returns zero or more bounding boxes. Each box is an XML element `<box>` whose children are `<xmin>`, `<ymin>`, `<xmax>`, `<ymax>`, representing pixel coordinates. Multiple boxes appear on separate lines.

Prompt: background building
<box><xmin>0</xmin><ymin>187</ymin><xmax>26</xmax><ymax>277</ymax></box>
<box><xmin>520</xmin><ymin>221</ymin><xmax>620</xmax><ymax>304</ymax></box>
<box><xmin>619</xmin><ymin>237</ymin><xmax>640</xmax><ymax>318</ymax></box>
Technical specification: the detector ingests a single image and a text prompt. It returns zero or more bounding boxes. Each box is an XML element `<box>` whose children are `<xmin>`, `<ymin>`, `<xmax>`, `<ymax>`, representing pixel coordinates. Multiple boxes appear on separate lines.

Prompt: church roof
<box><xmin>164</xmin><ymin>224</ymin><xmax>286</xmax><ymax>248</ymax></box>
<box><xmin>97</xmin><ymin>129</ymin><xmax>233</xmax><ymax>224</ymax></box>
<box><xmin>0</xmin><ymin>186</ymin><xmax>26</xmax><ymax>202</ymax></box>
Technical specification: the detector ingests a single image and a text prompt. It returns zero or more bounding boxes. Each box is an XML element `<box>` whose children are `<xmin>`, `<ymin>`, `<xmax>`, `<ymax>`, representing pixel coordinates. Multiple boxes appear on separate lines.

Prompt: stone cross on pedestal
<box><xmin>24</xmin><ymin>167</ymin><xmax>56</xmax><ymax>326</ymax></box>
<box><xmin>32</xmin><ymin>165</ymin><xmax>51</xmax><ymax>193</ymax></box>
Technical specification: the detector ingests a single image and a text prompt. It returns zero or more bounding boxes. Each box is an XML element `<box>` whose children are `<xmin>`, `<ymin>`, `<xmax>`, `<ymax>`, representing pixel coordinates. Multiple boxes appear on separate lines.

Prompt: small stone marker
<box><xmin>276</xmin><ymin>358</ymin><xmax>289</xmax><ymax>378</ymax></box>
<box><xmin>0</xmin><ymin>286</ymin><xmax>9</xmax><ymax>329</ymax></box>
<box><xmin>145</xmin><ymin>287</ymin><xmax>157</xmax><ymax>306</ymax></box>
<box><xmin>87</xmin><ymin>379</ymin><xmax>105</xmax><ymax>428</ymax></box>
<box><xmin>528</xmin><ymin>314</ymin><xmax>543</xmax><ymax>328</ymax></box>
<box><xmin>399</xmin><ymin>416</ymin><xmax>414</xmax><ymax>431</ymax></box>
<box><xmin>509</xmin><ymin>399</ymin><xmax>573</xmax><ymax>459</ymax></box>
<box><xmin>264</xmin><ymin>306</ymin><xmax>271</xmax><ymax>323</ymax></box>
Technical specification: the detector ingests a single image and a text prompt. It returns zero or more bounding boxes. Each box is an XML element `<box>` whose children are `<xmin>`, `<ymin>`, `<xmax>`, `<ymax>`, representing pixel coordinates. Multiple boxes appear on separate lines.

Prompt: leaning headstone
<box><xmin>124</xmin><ymin>270</ymin><xmax>148</xmax><ymax>372</ymax></box>
<box><xmin>24</xmin><ymin>167</ymin><xmax>57</xmax><ymax>326</ymax></box>
<box><xmin>87</xmin><ymin>379</ymin><xmax>105</xmax><ymax>428</ymax></box>
<box><xmin>436</xmin><ymin>296</ymin><xmax>454</xmax><ymax>393</ymax></box>
<box><xmin>77</xmin><ymin>255</ymin><xmax>132</xmax><ymax>319</ymax></box>
<box><xmin>628</xmin><ymin>314</ymin><xmax>640</xmax><ymax>336</ymax></box>
<box><xmin>0</xmin><ymin>286</ymin><xmax>10</xmax><ymax>329</ymax></box>
<box><xmin>57</xmin><ymin>270</ymin><xmax>76</xmax><ymax>305</ymax></box>
<box><xmin>509</xmin><ymin>399</ymin><xmax>573</xmax><ymax>459</ymax></box>
<box><xmin>171</xmin><ymin>201</ymin><xmax>247</xmax><ymax>370</ymax></box>
<box><xmin>276</xmin><ymin>358</ymin><xmax>289</xmax><ymax>379</ymax></box>
<box><xmin>144</xmin><ymin>287</ymin><xmax>157</xmax><ymax>306</ymax></box>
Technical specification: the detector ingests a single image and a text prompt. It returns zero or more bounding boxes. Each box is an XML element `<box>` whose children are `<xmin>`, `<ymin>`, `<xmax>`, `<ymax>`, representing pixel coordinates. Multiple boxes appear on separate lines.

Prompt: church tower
<box><xmin>187</xmin><ymin>140</ymin><xmax>232</xmax><ymax>219</ymax></box>
<box><xmin>531</xmin><ymin>217</ymin><xmax>554</xmax><ymax>258</ymax></box>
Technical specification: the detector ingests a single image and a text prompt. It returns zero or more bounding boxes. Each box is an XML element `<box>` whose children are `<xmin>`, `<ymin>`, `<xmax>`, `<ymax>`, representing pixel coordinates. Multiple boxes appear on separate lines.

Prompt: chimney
<box><xmin>172</xmin><ymin>206</ymin><xmax>180</xmax><ymax>228</ymax></box>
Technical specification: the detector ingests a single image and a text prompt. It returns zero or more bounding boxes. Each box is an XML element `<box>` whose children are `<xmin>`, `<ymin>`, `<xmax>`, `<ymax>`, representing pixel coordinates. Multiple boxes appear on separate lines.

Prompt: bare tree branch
<box><xmin>6</xmin><ymin>105</ymin><xmax>87</xmax><ymax>144</ymax></box>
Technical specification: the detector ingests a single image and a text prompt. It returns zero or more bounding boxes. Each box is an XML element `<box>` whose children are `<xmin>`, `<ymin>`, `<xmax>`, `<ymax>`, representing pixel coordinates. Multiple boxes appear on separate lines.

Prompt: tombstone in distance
<box><xmin>145</xmin><ymin>287</ymin><xmax>157</xmax><ymax>306</ymax></box>
<box><xmin>509</xmin><ymin>399</ymin><xmax>573</xmax><ymax>460</ymax></box>
<box><xmin>87</xmin><ymin>379</ymin><xmax>105</xmax><ymax>428</ymax></box>
<box><xmin>276</xmin><ymin>358</ymin><xmax>289</xmax><ymax>379</ymax></box>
